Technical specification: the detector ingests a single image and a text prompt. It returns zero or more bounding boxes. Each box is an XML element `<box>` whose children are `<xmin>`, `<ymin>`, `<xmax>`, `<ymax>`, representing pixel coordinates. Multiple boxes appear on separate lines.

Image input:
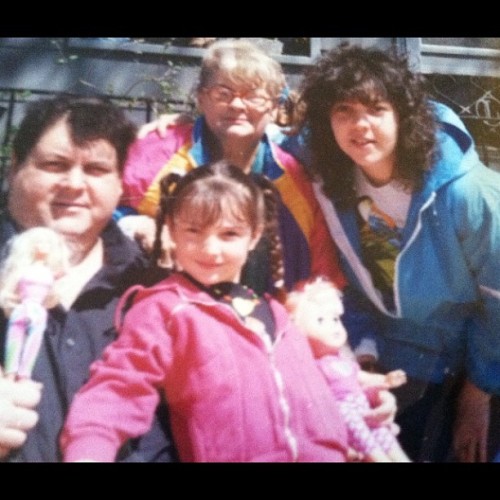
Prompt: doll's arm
<box><xmin>358</xmin><ymin>369</ymin><xmax>406</xmax><ymax>390</ymax></box>
<box><xmin>384</xmin><ymin>369</ymin><xmax>407</xmax><ymax>389</ymax></box>
<box><xmin>358</xmin><ymin>370</ymin><xmax>390</xmax><ymax>390</ymax></box>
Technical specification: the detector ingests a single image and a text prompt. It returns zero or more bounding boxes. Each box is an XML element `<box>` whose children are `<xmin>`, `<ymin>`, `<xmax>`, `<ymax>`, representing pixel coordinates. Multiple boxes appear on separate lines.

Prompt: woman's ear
<box><xmin>268</xmin><ymin>103</ymin><xmax>279</xmax><ymax>122</ymax></box>
<box><xmin>195</xmin><ymin>90</ymin><xmax>206</xmax><ymax>115</ymax></box>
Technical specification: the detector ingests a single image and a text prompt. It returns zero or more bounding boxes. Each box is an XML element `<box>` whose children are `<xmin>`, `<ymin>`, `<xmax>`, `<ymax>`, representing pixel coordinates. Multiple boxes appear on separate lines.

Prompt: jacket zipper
<box><xmin>198</xmin><ymin>298</ymin><xmax>300</xmax><ymax>461</ymax></box>
<box><xmin>393</xmin><ymin>192</ymin><xmax>436</xmax><ymax>316</ymax></box>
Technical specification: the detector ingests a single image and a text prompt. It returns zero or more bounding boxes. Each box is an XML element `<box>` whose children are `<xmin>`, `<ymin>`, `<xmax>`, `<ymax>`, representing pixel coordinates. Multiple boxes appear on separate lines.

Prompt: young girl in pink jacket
<box><xmin>60</xmin><ymin>160</ymin><xmax>349</xmax><ymax>462</ymax></box>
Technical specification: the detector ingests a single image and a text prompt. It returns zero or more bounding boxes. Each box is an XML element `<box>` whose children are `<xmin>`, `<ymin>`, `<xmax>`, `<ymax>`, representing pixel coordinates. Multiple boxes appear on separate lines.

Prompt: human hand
<box><xmin>0</xmin><ymin>368</ymin><xmax>42</xmax><ymax>459</ymax></box>
<box><xmin>346</xmin><ymin>447</ymin><xmax>364</xmax><ymax>462</ymax></box>
<box><xmin>117</xmin><ymin>215</ymin><xmax>174</xmax><ymax>266</ymax></box>
<box><xmin>453</xmin><ymin>380</ymin><xmax>490</xmax><ymax>462</ymax></box>
<box><xmin>137</xmin><ymin>113</ymin><xmax>193</xmax><ymax>139</ymax></box>
<box><xmin>364</xmin><ymin>388</ymin><xmax>399</xmax><ymax>431</ymax></box>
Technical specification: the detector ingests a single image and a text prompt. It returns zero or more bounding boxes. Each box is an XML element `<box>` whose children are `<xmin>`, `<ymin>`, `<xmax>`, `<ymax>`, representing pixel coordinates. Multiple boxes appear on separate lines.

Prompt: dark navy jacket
<box><xmin>0</xmin><ymin>215</ymin><xmax>178</xmax><ymax>462</ymax></box>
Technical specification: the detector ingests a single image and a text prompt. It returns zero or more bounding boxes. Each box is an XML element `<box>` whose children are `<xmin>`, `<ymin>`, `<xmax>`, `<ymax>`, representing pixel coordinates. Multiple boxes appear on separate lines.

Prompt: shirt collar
<box><xmin>190</xmin><ymin>116</ymin><xmax>269</xmax><ymax>175</ymax></box>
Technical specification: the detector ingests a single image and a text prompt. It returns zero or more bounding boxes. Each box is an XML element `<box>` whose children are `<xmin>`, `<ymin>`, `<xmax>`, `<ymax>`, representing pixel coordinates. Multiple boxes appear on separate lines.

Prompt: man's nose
<box><xmin>60</xmin><ymin>166</ymin><xmax>86</xmax><ymax>188</ymax></box>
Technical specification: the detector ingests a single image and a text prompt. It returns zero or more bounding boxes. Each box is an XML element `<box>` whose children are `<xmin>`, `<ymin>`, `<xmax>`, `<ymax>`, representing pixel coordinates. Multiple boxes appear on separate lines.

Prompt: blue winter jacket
<box><xmin>279</xmin><ymin>102</ymin><xmax>500</xmax><ymax>394</ymax></box>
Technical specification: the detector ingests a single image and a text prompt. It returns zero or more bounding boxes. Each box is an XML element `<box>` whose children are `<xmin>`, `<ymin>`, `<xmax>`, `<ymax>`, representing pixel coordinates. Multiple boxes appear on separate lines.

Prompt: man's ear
<box><xmin>10</xmin><ymin>152</ymin><xmax>19</xmax><ymax>169</ymax></box>
<box><xmin>8</xmin><ymin>153</ymin><xmax>19</xmax><ymax>180</ymax></box>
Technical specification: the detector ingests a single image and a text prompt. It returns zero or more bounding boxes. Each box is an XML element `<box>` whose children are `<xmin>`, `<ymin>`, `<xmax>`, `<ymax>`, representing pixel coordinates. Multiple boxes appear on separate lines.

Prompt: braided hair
<box><xmin>250</xmin><ymin>172</ymin><xmax>285</xmax><ymax>297</ymax></box>
<box><xmin>152</xmin><ymin>161</ymin><xmax>286</xmax><ymax>296</ymax></box>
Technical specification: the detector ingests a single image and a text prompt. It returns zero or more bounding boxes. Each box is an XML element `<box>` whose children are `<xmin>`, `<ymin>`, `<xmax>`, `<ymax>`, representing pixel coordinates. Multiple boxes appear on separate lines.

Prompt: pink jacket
<box><xmin>61</xmin><ymin>273</ymin><xmax>348</xmax><ymax>462</ymax></box>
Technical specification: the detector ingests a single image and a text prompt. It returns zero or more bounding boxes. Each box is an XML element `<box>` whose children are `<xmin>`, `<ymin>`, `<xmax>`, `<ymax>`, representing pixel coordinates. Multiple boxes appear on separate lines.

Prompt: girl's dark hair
<box><xmin>152</xmin><ymin>160</ymin><xmax>285</xmax><ymax>293</ymax></box>
<box><xmin>12</xmin><ymin>95</ymin><xmax>137</xmax><ymax>173</ymax></box>
<box><xmin>298</xmin><ymin>44</ymin><xmax>438</xmax><ymax>207</ymax></box>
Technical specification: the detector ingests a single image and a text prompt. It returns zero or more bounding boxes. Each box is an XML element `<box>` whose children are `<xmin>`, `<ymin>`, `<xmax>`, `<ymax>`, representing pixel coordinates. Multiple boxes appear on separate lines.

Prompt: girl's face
<box><xmin>169</xmin><ymin>211</ymin><xmax>261</xmax><ymax>287</ymax></box>
<box><xmin>329</xmin><ymin>99</ymin><xmax>399</xmax><ymax>186</ymax></box>
<box><xmin>198</xmin><ymin>73</ymin><xmax>276</xmax><ymax>145</ymax></box>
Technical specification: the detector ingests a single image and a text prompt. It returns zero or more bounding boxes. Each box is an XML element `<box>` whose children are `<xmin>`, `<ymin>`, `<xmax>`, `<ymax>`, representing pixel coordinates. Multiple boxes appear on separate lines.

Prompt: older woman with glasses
<box><xmin>117</xmin><ymin>38</ymin><xmax>346</xmax><ymax>296</ymax></box>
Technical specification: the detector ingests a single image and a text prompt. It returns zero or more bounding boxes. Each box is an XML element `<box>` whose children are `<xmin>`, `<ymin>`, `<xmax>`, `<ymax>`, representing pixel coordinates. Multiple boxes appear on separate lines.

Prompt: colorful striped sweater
<box><xmin>118</xmin><ymin>117</ymin><xmax>346</xmax><ymax>294</ymax></box>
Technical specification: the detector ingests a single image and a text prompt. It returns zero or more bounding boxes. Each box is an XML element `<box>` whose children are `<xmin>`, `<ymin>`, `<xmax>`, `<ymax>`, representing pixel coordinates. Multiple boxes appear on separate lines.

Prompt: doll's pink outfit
<box><xmin>317</xmin><ymin>351</ymin><xmax>397</xmax><ymax>455</ymax></box>
<box><xmin>4</xmin><ymin>263</ymin><xmax>54</xmax><ymax>378</ymax></box>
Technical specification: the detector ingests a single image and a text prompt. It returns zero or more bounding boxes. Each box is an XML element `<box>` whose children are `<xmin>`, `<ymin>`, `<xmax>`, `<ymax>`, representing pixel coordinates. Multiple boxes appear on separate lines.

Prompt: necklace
<box><xmin>210</xmin><ymin>283</ymin><xmax>260</xmax><ymax>319</ymax></box>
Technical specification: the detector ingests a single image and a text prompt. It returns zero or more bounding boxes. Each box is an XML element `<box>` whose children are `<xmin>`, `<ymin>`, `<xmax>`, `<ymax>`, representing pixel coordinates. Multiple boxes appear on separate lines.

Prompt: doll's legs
<box><xmin>340</xmin><ymin>394</ymin><xmax>393</xmax><ymax>462</ymax></box>
<box><xmin>17</xmin><ymin>304</ymin><xmax>47</xmax><ymax>378</ymax></box>
<box><xmin>371</xmin><ymin>426</ymin><xmax>411</xmax><ymax>462</ymax></box>
<box><xmin>4</xmin><ymin>305</ymin><xmax>29</xmax><ymax>376</ymax></box>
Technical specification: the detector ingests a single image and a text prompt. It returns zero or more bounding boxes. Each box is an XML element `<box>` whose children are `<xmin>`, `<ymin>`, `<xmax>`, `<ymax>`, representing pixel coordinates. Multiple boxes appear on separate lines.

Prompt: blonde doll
<box><xmin>0</xmin><ymin>227</ymin><xmax>68</xmax><ymax>379</ymax></box>
<box><xmin>286</xmin><ymin>277</ymin><xmax>410</xmax><ymax>462</ymax></box>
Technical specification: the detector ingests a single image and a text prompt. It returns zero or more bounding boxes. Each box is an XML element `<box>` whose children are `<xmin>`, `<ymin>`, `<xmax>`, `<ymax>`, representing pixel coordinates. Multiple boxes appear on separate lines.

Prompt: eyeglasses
<box><xmin>204</xmin><ymin>85</ymin><xmax>271</xmax><ymax>109</ymax></box>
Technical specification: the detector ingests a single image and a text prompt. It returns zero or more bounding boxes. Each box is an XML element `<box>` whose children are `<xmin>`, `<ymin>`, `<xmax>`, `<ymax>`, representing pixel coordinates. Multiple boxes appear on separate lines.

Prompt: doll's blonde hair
<box><xmin>286</xmin><ymin>276</ymin><xmax>344</xmax><ymax>318</ymax></box>
<box><xmin>286</xmin><ymin>276</ymin><xmax>354</xmax><ymax>357</ymax></box>
<box><xmin>197</xmin><ymin>38</ymin><xmax>286</xmax><ymax>101</ymax></box>
<box><xmin>0</xmin><ymin>227</ymin><xmax>69</xmax><ymax>316</ymax></box>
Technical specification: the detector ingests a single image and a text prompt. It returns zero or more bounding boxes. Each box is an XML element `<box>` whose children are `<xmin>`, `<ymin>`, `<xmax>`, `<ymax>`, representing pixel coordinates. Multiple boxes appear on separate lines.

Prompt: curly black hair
<box><xmin>298</xmin><ymin>44</ymin><xmax>438</xmax><ymax>208</ymax></box>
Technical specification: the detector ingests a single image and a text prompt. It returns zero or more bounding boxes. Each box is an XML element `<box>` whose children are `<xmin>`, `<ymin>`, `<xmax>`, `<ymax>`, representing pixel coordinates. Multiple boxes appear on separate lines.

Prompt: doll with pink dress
<box><xmin>286</xmin><ymin>277</ymin><xmax>411</xmax><ymax>462</ymax></box>
<box><xmin>0</xmin><ymin>227</ymin><xmax>68</xmax><ymax>379</ymax></box>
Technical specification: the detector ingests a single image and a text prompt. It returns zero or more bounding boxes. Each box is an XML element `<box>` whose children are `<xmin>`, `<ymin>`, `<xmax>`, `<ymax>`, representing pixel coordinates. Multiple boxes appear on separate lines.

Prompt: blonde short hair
<box><xmin>286</xmin><ymin>276</ymin><xmax>343</xmax><ymax>319</ymax></box>
<box><xmin>197</xmin><ymin>38</ymin><xmax>286</xmax><ymax>100</ymax></box>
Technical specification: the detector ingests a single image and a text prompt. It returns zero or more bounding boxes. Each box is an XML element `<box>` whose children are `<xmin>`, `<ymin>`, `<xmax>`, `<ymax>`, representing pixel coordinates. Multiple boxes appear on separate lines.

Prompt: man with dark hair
<box><xmin>0</xmin><ymin>95</ymin><xmax>176</xmax><ymax>462</ymax></box>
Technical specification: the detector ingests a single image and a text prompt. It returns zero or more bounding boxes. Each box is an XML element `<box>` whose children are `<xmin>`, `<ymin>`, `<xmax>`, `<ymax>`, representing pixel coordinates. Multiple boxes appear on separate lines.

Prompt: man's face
<box><xmin>8</xmin><ymin>118</ymin><xmax>123</xmax><ymax>244</ymax></box>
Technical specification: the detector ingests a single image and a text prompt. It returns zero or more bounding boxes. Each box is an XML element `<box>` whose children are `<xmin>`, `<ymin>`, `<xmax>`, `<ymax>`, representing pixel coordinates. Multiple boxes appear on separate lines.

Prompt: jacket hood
<box><xmin>422</xmin><ymin>101</ymin><xmax>480</xmax><ymax>196</ymax></box>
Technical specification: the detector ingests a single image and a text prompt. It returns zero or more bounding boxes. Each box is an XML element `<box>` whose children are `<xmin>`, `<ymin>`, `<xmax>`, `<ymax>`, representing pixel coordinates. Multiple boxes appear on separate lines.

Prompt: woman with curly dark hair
<box><xmin>295</xmin><ymin>44</ymin><xmax>500</xmax><ymax>463</ymax></box>
<box><xmin>300</xmin><ymin>44</ymin><xmax>438</xmax><ymax>205</ymax></box>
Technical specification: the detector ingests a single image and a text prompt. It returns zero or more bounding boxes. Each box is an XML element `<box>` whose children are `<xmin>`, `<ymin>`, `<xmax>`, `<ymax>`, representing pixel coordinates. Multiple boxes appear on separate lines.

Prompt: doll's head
<box><xmin>286</xmin><ymin>277</ymin><xmax>347</xmax><ymax>357</ymax></box>
<box><xmin>0</xmin><ymin>227</ymin><xmax>69</xmax><ymax>316</ymax></box>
